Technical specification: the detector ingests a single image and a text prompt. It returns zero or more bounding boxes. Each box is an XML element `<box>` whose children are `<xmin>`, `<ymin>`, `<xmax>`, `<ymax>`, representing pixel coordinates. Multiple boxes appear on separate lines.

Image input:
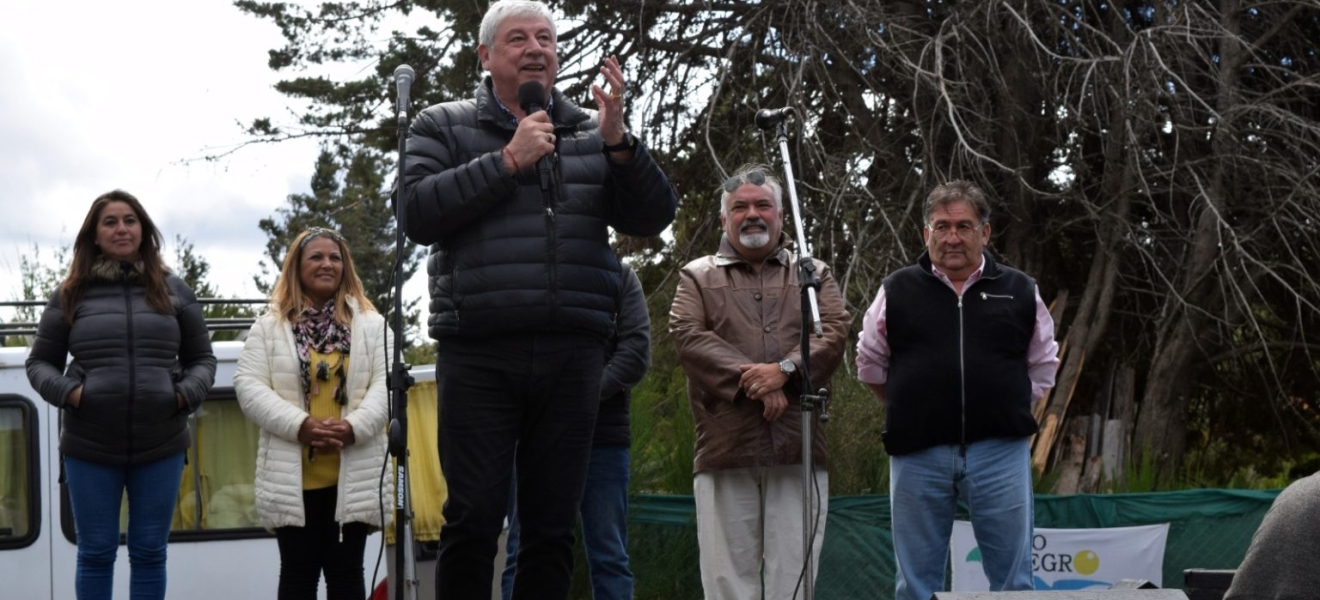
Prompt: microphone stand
<box><xmin>768</xmin><ymin>117</ymin><xmax>826</xmax><ymax>600</ymax></box>
<box><xmin>389</xmin><ymin>67</ymin><xmax>419</xmax><ymax>600</ymax></box>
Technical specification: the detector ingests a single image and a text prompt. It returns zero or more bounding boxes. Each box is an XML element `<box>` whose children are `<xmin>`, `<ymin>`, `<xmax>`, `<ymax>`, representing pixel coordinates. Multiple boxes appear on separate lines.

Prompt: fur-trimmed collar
<box><xmin>89</xmin><ymin>256</ymin><xmax>149</xmax><ymax>283</ymax></box>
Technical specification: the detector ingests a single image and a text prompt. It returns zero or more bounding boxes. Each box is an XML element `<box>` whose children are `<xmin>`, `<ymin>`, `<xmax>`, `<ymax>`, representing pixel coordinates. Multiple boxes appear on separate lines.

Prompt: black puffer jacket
<box><xmin>26</xmin><ymin>259</ymin><xmax>217</xmax><ymax>466</ymax></box>
<box><xmin>594</xmin><ymin>264</ymin><xmax>650</xmax><ymax>447</ymax></box>
<box><xmin>402</xmin><ymin>77</ymin><xmax>677</xmax><ymax>341</ymax></box>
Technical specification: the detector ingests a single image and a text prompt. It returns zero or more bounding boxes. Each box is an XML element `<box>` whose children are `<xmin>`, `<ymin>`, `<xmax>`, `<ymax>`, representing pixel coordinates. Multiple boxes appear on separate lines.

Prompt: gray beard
<box><xmin>739</xmin><ymin>232</ymin><xmax>771</xmax><ymax>249</ymax></box>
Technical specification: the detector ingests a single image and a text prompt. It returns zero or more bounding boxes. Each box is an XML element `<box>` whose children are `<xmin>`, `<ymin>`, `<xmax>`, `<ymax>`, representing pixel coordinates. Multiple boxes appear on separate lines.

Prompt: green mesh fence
<box><xmin>624</xmin><ymin>490</ymin><xmax>1277</xmax><ymax>600</ymax></box>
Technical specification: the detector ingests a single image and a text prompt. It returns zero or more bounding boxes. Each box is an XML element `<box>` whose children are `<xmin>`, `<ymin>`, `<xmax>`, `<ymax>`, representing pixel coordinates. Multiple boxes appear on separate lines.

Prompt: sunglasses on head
<box><xmin>722</xmin><ymin>170</ymin><xmax>768</xmax><ymax>193</ymax></box>
<box><xmin>299</xmin><ymin>227</ymin><xmax>343</xmax><ymax>249</ymax></box>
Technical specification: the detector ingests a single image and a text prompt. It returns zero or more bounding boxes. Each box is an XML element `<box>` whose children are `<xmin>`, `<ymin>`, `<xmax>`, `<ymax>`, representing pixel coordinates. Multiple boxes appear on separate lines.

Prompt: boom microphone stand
<box><xmin>389</xmin><ymin>64</ymin><xmax>419</xmax><ymax>600</ymax></box>
<box><xmin>757</xmin><ymin>106</ymin><xmax>827</xmax><ymax>600</ymax></box>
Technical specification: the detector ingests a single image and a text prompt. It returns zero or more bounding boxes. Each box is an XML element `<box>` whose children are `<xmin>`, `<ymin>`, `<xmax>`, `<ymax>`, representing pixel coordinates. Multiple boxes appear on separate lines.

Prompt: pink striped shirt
<box><xmin>855</xmin><ymin>262</ymin><xmax>1060</xmax><ymax>402</ymax></box>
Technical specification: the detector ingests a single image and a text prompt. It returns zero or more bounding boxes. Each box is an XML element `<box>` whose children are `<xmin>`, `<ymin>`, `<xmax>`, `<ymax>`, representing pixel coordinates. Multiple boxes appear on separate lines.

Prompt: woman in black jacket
<box><xmin>26</xmin><ymin>190</ymin><xmax>216</xmax><ymax>600</ymax></box>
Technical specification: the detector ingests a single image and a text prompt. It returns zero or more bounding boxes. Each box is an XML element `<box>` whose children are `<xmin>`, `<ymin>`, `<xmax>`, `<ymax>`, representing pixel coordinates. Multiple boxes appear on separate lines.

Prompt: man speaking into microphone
<box><xmin>399</xmin><ymin>1</ymin><xmax>677</xmax><ymax>598</ymax></box>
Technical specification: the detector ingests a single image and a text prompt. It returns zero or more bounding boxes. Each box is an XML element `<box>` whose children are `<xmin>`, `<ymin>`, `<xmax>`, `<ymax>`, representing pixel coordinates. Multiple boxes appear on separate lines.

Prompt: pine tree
<box><xmin>235</xmin><ymin>0</ymin><xmax>1320</xmax><ymax>485</ymax></box>
<box><xmin>254</xmin><ymin>143</ymin><xmax>425</xmax><ymax>355</ymax></box>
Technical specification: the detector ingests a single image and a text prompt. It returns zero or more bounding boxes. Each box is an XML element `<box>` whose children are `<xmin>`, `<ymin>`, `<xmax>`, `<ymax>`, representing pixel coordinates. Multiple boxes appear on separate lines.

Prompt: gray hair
<box><xmin>718</xmin><ymin>164</ymin><xmax>784</xmax><ymax>218</ymax></box>
<box><xmin>924</xmin><ymin>180</ymin><xmax>991</xmax><ymax>225</ymax></box>
<box><xmin>480</xmin><ymin>0</ymin><xmax>556</xmax><ymax>48</ymax></box>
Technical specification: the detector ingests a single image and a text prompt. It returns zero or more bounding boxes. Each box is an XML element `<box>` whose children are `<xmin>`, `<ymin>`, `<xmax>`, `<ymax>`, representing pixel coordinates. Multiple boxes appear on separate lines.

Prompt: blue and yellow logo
<box><xmin>963</xmin><ymin>535</ymin><xmax>1107</xmax><ymax>590</ymax></box>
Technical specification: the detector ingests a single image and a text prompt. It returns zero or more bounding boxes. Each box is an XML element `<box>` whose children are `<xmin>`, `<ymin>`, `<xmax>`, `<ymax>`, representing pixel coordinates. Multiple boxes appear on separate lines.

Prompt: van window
<box><xmin>0</xmin><ymin>396</ymin><xmax>39</xmax><ymax>549</ymax></box>
<box><xmin>173</xmin><ymin>389</ymin><xmax>262</xmax><ymax>534</ymax></box>
<box><xmin>60</xmin><ymin>389</ymin><xmax>268</xmax><ymax>543</ymax></box>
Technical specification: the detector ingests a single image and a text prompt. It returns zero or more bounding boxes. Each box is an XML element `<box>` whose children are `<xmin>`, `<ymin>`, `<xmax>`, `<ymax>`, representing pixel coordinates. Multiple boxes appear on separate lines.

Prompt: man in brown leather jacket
<box><xmin>669</xmin><ymin>164</ymin><xmax>851</xmax><ymax>600</ymax></box>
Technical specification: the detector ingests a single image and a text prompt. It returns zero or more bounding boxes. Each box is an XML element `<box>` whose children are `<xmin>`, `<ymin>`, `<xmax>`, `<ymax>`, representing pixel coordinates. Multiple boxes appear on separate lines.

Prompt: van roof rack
<box><xmin>0</xmin><ymin>299</ymin><xmax>268</xmax><ymax>338</ymax></box>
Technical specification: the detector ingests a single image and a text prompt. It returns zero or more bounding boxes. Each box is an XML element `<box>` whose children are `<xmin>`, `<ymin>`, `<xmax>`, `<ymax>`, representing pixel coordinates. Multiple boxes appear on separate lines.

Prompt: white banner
<box><xmin>950</xmin><ymin>521</ymin><xmax>1170</xmax><ymax>591</ymax></box>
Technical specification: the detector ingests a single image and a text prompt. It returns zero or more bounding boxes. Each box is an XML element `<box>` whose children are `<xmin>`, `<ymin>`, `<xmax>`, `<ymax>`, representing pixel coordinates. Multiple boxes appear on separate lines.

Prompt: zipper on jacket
<box><xmin>957</xmin><ymin>293</ymin><xmax>966</xmax><ymax>449</ymax></box>
<box><xmin>451</xmin><ymin>265</ymin><xmax>462</xmax><ymax>325</ymax></box>
<box><xmin>121</xmin><ymin>270</ymin><xmax>138</xmax><ymax>460</ymax></box>
<box><xmin>545</xmin><ymin>148</ymin><xmax>562</xmax><ymax>307</ymax></box>
<box><xmin>980</xmin><ymin>292</ymin><xmax>1015</xmax><ymax>300</ymax></box>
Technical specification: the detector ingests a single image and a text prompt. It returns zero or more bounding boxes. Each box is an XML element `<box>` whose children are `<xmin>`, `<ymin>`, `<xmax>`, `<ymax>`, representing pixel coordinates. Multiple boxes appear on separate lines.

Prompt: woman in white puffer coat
<box><xmin>234</xmin><ymin>228</ymin><xmax>392</xmax><ymax>600</ymax></box>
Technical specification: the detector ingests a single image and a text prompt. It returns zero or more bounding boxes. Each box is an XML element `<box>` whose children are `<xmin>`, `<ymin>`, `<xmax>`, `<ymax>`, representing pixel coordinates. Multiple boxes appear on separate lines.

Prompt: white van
<box><xmin>0</xmin><ymin>334</ymin><xmax>443</xmax><ymax>599</ymax></box>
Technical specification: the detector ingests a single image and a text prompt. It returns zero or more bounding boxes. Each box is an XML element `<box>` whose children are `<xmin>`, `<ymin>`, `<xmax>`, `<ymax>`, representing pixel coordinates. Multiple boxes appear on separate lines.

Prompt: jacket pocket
<box><xmin>170</xmin><ymin>362</ymin><xmax>192</xmax><ymax>413</ymax></box>
<box><xmin>451</xmin><ymin>267</ymin><xmax>463</xmax><ymax>307</ymax></box>
<box><xmin>62</xmin><ymin>360</ymin><xmax>87</xmax><ymax>412</ymax></box>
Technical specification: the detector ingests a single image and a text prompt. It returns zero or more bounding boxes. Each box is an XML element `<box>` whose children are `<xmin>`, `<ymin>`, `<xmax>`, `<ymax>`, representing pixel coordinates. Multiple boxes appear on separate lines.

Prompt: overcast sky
<box><xmin>0</xmin><ymin>0</ymin><xmax>427</xmax><ymax>320</ymax></box>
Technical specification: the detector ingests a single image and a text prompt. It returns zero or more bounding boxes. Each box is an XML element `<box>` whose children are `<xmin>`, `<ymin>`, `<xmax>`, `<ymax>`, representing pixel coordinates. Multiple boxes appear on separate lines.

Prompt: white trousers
<box><xmin>694</xmin><ymin>465</ymin><xmax>829</xmax><ymax>600</ymax></box>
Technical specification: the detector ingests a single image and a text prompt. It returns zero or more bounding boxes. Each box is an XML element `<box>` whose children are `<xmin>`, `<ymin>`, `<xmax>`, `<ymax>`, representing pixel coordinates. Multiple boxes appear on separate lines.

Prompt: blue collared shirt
<box><xmin>492</xmin><ymin>91</ymin><xmax>555</xmax><ymax>126</ymax></box>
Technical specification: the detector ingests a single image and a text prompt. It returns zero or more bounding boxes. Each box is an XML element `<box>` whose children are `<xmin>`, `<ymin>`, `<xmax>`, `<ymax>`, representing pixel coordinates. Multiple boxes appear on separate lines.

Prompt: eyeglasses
<box><xmin>722</xmin><ymin>170</ymin><xmax>767</xmax><ymax>193</ymax></box>
<box><xmin>299</xmin><ymin>227</ymin><xmax>344</xmax><ymax>249</ymax></box>
<box><xmin>927</xmin><ymin>221</ymin><xmax>982</xmax><ymax>239</ymax></box>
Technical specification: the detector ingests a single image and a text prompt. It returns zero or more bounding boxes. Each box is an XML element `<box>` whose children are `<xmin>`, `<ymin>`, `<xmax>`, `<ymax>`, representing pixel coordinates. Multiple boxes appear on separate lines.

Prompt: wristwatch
<box><xmin>778</xmin><ymin>359</ymin><xmax>797</xmax><ymax>376</ymax></box>
<box><xmin>602</xmin><ymin>132</ymin><xmax>637</xmax><ymax>153</ymax></box>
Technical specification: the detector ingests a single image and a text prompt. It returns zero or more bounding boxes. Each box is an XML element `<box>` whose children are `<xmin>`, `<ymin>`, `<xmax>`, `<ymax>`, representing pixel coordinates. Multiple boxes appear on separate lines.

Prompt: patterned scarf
<box><xmin>293</xmin><ymin>301</ymin><xmax>352</xmax><ymax>406</ymax></box>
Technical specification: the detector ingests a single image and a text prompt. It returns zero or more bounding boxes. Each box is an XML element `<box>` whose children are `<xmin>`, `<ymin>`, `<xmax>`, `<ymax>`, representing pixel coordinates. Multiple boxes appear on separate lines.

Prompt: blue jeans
<box><xmin>64</xmin><ymin>453</ymin><xmax>186</xmax><ymax>600</ymax></box>
<box><xmin>503</xmin><ymin>445</ymin><xmax>633</xmax><ymax>600</ymax></box>
<box><xmin>434</xmin><ymin>334</ymin><xmax>604</xmax><ymax>600</ymax></box>
<box><xmin>889</xmin><ymin>437</ymin><xmax>1034</xmax><ymax>600</ymax></box>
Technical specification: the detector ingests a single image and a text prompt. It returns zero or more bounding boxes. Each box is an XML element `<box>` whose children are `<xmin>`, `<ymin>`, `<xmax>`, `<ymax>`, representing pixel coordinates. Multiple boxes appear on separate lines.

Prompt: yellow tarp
<box><xmin>387</xmin><ymin>379</ymin><xmax>447</xmax><ymax>543</ymax></box>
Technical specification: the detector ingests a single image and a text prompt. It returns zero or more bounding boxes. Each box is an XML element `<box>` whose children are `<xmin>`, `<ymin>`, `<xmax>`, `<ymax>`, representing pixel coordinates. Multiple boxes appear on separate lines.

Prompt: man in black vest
<box><xmin>855</xmin><ymin>180</ymin><xmax>1059</xmax><ymax>600</ymax></box>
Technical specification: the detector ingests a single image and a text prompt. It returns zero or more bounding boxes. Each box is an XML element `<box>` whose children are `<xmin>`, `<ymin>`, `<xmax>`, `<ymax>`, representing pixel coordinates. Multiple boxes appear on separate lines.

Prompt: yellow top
<box><xmin>302</xmin><ymin>349</ymin><xmax>348</xmax><ymax>490</ymax></box>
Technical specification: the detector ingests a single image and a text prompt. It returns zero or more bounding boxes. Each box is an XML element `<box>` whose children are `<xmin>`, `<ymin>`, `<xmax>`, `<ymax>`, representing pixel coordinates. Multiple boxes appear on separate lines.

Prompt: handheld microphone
<box><xmin>394</xmin><ymin>64</ymin><xmax>415</xmax><ymax>115</ymax></box>
<box><xmin>517</xmin><ymin>81</ymin><xmax>554</xmax><ymax>193</ymax></box>
<box><xmin>517</xmin><ymin>80</ymin><xmax>547</xmax><ymax>115</ymax></box>
<box><xmin>755</xmin><ymin>106</ymin><xmax>795</xmax><ymax>130</ymax></box>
